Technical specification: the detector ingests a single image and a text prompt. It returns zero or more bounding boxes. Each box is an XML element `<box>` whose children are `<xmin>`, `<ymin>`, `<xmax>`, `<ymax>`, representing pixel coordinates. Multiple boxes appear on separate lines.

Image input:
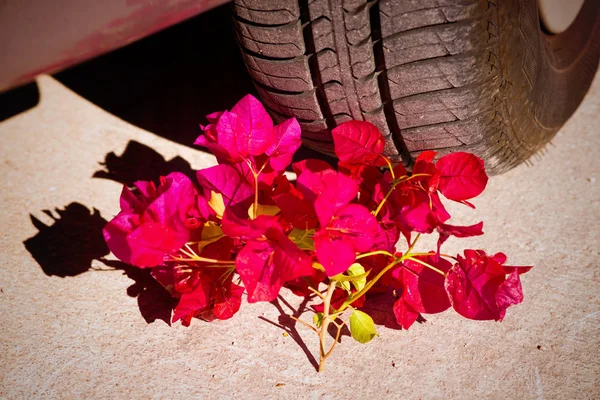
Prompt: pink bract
<box><xmin>103</xmin><ymin>172</ymin><xmax>201</xmax><ymax>268</ymax></box>
<box><xmin>393</xmin><ymin>255</ymin><xmax>452</xmax><ymax>329</ymax></box>
<box><xmin>332</xmin><ymin>120</ymin><xmax>386</xmax><ymax>166</ymax></box>
<box><xmin>445</xmin><ymin>250</ymin><xmax>531</xmax><ymax>321</ymax></box>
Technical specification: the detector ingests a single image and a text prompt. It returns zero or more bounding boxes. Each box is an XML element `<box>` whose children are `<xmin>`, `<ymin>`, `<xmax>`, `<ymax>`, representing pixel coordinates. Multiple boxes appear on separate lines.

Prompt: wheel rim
<box><xmin>538</xmin><ymin>0</ymin><xmax>585</xmax><ymax>34</ymax></box>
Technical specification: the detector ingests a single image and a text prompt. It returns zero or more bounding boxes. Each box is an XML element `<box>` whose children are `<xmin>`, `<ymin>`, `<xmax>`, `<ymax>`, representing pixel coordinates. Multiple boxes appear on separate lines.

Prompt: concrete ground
<box><xmin>1</xmin><ymin>17</ymin><xmax>599</xmax><ymax>398</ymax></box>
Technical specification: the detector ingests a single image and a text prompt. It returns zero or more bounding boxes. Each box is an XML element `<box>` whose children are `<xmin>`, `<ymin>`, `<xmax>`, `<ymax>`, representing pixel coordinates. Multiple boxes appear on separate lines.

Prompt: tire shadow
<box><xmin>52</xmin><ymin>3</ymin><xmax>335</xmax><ymax>164</ymax></box>
<box><xmin>0</xmin><ymin>82</ymin><xmax>40</xmax><ymax>122</ymax></box>
<box><xmin>54</xmin><ymin>4</ymin><xmax>255</xmax><ymax>149</ymax></box>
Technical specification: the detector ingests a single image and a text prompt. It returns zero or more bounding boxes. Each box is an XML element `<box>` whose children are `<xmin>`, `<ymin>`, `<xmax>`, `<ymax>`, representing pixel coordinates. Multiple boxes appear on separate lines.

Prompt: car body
<box><xmin>0</xmin><ymin>0</ymin><xmax>228</xmax><ymax>92</ymax></box>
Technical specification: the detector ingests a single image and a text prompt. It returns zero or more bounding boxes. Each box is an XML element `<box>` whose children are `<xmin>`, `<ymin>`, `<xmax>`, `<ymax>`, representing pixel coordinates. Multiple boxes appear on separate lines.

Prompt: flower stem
<box><xmin>339</xmin><ymin>257</ymin><xmax>404</xmax><ymax>313</ymax></box>
<box><xmin>383</xmin><ymin>156</ymin><xmax>395</xmax><ymax>180</ymax></box>
<box><xmin>405</xmin><ymin>256</ymin><xmax>446</xmax><ymax>276</ymax></box>
<box><xmin>166</xmin><ymin>255</ymin><xmax>233</xmax><ymax>265</ymax></box>
<box><xmin>356</xmin><ymin>250</ymin><xmax>395</xmax><ymax>260</ymax></box>
<box><xmin>406</xmin><ymin>233</ymin><xmax>421</xmax><ymax>255</ymax></box>
<box><xmin>318</xmin><ymin>281</ymin><xmax>337</xmax><ymax>372</ymax></box>
<box><xmin>337</xmin><ymin>234</ymin><xmax>422</xmax><ymax>313</ymax></box>
<box><xmin>373</xmin><ymin>184</ymin><xmax>396</xmax><ymax>217</ymax></box>
<box><xmin>252</xmin><ymin>172</ymin><xmax>259</xmax><ymax>219</ymax></box>
<box><xmin>244</xmin><ymin>158</ymin><xmax>260</xmax><ymax>220</ymax></box>
<box><xmin>410</xmin><ymin>252</ymin><xmax>456</xmax><ymax>260</ymax></box>
<box><xmin>373</xmin><ymin>174</ymin><xmax>431</xmax><ymax>217</ymax></box>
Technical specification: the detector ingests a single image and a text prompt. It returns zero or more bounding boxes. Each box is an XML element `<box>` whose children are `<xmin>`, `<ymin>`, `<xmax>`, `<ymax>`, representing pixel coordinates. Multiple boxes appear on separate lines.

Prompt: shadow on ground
<box><xmin>93</xmin><ymin>140</ymin><xmax>196</xmax><ymax>185</ymax></box>
<box><xmin>0</xmin><ymin>82</ymin><xmax>40</xmax><ymax>122</ymax></box>
<box><xmin>24</xmin><ymin>203</ymin><xmax>109</xmax><ymax>278</ymax></box>
<box><xmin>23</xmin><ymin>201</ymin><xmax>175</xmax><ymax>325</ymax></box>
<box><xmin>22</xmin><ymin>142</ymin><xmax>191</xmax><ymax>324</ymax></box>
<box><xmin>259</xmin><ymin>296</ymin><xmax>321</xmax><ymax>371</ymax></box>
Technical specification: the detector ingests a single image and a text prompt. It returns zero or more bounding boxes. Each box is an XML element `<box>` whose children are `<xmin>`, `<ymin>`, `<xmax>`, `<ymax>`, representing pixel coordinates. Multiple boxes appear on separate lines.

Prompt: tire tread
<box><xmin>233</xmin><ymin>0</ymin><xmax>600</xmax><ymax>173</ymax></box>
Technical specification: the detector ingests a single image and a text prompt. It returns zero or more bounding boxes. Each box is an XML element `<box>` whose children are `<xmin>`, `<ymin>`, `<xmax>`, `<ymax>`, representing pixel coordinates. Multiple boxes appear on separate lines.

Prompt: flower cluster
<box><xmin>104</xmin><ymin>94</ymin><xmax>531</xmax><ymax>370</ymax></box>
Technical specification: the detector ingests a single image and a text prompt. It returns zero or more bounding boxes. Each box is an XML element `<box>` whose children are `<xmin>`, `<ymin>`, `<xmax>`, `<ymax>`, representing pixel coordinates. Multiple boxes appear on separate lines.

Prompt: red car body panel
<box><xmin>0</xmin><ymin>0</ymin><xmax>230</xmax><ymax>92</ymax></box>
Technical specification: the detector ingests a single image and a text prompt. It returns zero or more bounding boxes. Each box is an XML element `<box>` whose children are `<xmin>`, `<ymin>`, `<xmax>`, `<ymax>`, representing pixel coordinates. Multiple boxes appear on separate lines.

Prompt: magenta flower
<box><xmin>103</xmin><ymin>172</ymin><xmax>202</xmax><ymax>267</ymax></box>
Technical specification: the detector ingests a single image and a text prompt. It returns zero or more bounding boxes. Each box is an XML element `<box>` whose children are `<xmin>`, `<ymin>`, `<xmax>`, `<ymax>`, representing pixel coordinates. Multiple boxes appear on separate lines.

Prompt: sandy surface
<box><xmin>1</xmin><ymin>72</ymin><xmax>599</xmax><ymax>399</ymax></box>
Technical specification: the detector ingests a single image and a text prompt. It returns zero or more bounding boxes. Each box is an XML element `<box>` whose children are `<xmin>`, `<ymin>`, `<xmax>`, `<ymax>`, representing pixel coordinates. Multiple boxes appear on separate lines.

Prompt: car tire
<box><xmin>232</xmin><ymin>0</ymin><xmax>599</xmax><ymax>174</ymax></box>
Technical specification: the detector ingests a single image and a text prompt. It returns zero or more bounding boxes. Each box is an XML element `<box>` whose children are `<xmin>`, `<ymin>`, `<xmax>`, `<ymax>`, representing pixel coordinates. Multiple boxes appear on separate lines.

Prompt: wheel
<box><xmin>231</xmin><ymin>0</ymin><xmax>599</xmax><ymax>174</ymax></box>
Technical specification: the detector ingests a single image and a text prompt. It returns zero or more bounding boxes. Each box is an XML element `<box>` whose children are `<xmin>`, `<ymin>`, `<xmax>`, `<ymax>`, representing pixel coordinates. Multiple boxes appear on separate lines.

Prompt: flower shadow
<box><xmin>93</xmin><ymin>140</ymin><xmax>196</xmax><ymax>186</ymax></box>
<box><xmin>99</xmin><ymin>259</ymin><xmax>175</xmax><ymax>326</ymax></box>
<box><xmin>260</xmin><ymin>291</ymin><xmax>407</xmax><ymax>371</ymax></box>
<box><xmin>23</xmin><ymin>201</ymin><xmax>177</xmax><ymax>325</ymax></box>
<box><xmin>24</xmin><ymin>203</ymin><xmax>110</xmax><ymax>278</ymax></box>
<box><xmin>259</xmin><ymin>296</ymin><xmax>320</xmax><ymax>371</ymax></box>
<box><xmin>360</xmin><ymin>292</ymin><xmax>403</xmax><ymax>330</ymax></box>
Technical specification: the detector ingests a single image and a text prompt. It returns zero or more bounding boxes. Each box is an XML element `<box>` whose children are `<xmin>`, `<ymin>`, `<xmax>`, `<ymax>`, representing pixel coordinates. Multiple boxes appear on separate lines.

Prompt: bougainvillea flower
<box><xmin>338</xmin><ymin>163</ymin><xmax>383</xmax><ymax>207</ymax></box>
<box><xmin>212</xmin><ymin>280</ymin><xmax>245</xmax><ymax>320</ymax></box>
<box><xmin>151</xmin><ymin>237</ymin><xmax>242</xmax><ymax>325</ymax></box>
<box><xmin>195</xmin><ymin>111</ymin><xmax>231</xmax><ymax>163</ymax></box>
<box><xmin>294</xmin><ymin>159</ymin><xmax>337</xmax><ymax>206</ymax></box>
<box><xmin>309</xmin><ymin>170</ymin><xmax>372</xmax><ymax>277</ymax></box>
<box><xmin>223</xmin><ymin>213</ymin><xmax>313</xmax><ymax>302</ymax></box>
<box><xmin>314</xmin><ymin>203</ymin><xmax>378</xmax><ymax>277</ymax></box>
<box><xmin>293</xmin><ymin>166</ymin><xmax>359</xmax><ymax>233</ymax></box>
<box><xmin>445</xmin><ymin>250</ymin><xmax>532</xmax><ymax>321</ymax></box>
<box><xmin>392</xmin><ymin>255</ymin><xmax>452</xmax><ymax>329</ymax></box>
<box><xmin>196</xmin><ymin>164</ymin><xmax>254</xmax><ymax>212</ymax></box>
<box><xmin>359</xmin><ymin>221</ymin><xmax>401</xmax><ymax>289</ymax></box>
<box><xmin>265</xmin><ymin>118</ymin><xmax>302</xmax><ymax>171</ymax></box>
<box><xmin>332</xmin><ymin>120</ymin><xmax>386</xmax><ymax>166</ymax></box>
<box><xmin>411</xmin><ymin>150</ymin><xmax>441</xmax><ymax>194</ymax></box>
<box><xmin>230</xmin><ymin>94</ymin><xmax>274</xmax><ymax>156</ymax></box>
<box><xmin>233</xmin><ymin>155</ymin><xmax>280</xmax><ymax>191</ymax></box>
<box><xmin>313</xmin><ymin>171</ymin><xmax>359</xmax><ymax>227</ymax></box>
<box><xmin>387</xmin><ymin>189</ymin><xmax>451</xmax><ymax>235</ymax></box>
<box><xmin>195</xmin><ymin>94</ymin><xmax>275</xmax><ymax>163</ymax></box>
<box><xmin>436</xmin><ymin>152</ymin><xmax>488</xmax><ymax>201</ymax></box>
<box><xmin>292</xmin><ymin>158</ymin><xmax>335</xmax><ymax>176</ymax></box>
<box><xmin>104</xmin><ymin>93</ymin><xmax>531</xmax><ymax>366</ymax></box>
<box><xmin>171</xmin><ymin>270</ymin><xmax>214</xmax><ymax>325</ymax></box>
<box><xmin>172</xmin><ymin>273</ymin><xmax>244</xmax><ymax>325</ymax></box>
<box><xmin>103</xmin><ymin>172</ymin><xmax>202</xmax><ymax>268</ymax></box>
<box><xmin>271</xmin><ymin>175</ymin><xmax>318</xmax><ymax>229</ymax></box>
<box><xmin>436</xmin><ymin>221</ymin><xmax>484</xmax><ymax>253</ymax></box>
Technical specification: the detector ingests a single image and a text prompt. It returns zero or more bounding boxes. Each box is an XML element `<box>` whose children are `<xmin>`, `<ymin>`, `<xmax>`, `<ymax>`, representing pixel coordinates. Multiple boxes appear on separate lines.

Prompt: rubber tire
<box><xmin>232</xmin><ymin>0</ymin><xmax>599</xmax><ymax>174</ymax></box>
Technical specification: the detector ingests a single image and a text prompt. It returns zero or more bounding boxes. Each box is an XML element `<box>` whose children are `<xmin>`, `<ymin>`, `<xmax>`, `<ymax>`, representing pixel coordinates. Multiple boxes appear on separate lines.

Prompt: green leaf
<box><xmin>248</xmin><ymin>204</ymin><xmax>281</xmax><ymax>219</ymax></box>
<box><xmin>337</xmin><ymin>280</ymin><xmax>351</xmax><ymax>292</ymax></box>
<box><xmin>313</xmin><ymin>312</ymin><xmax>324</xmax><ymax>328</ymax></box>
<box><xmin>331</xmin><ymin>264</ymin><xmax>369</xmax><ymax>283</ymax></box>
<box><xmin>349</xmin><ymin>310</ymin><xmax>378</xmax><ymax>344</ymax></box>
<box><xmin>193</xmin><ymin>221</ymin><xmax>225</xmax><ymax>253</ymax></box>
<box><xmin>312</xmin><ymin>262</ymin><xmax>325</xmax><ymax>272</ymax></box>
<box><xmin>208</xmin><ymin>191</ymin><xmax>225</xmax><ymax>219</ymax></box>
<box><xmin>288</xmin><ymin>227</ymin><xmax>315</xmax><ymax>250</ymax></box>
<box><xmin>347</xmin><ymin>263</ymin><xmax>367</xmax><ymax>291</ymax></box>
